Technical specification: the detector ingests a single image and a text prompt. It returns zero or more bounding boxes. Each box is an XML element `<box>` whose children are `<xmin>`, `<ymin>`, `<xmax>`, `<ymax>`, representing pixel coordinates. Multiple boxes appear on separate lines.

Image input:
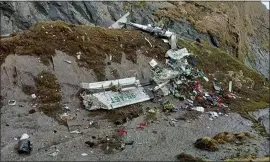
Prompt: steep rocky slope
<box><xmin>0</xmin><ymin>21</ymin><xmax>269</xmax><ymax>161</ymax></box>
<box><xmin>0</xmin><ymin>1</ymin><xmax>269</xmax><ymax>78</ymax></box>
<box><xmin>1</xmin><ymin>2</ymin><xmax>269</xmax><ymax>160</ymax></box>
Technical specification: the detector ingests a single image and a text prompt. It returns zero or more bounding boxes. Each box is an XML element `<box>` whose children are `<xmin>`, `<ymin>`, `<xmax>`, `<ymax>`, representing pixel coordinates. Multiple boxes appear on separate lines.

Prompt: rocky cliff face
<box><xmin>0</xmin><ymin>1</ymin><xmax>269</xmax><ymax>78</ymax></box>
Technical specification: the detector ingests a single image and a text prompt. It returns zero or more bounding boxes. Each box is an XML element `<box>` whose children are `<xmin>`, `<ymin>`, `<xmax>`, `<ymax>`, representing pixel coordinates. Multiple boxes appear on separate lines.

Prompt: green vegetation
<box><xmin>262</xmin><ymin>40</ymin><xmax>269</xmax><ymax>51</ymax></box>
<box><xmin>176</xmin><ymin>153</ymin><xmax>205</xmax><ymax>162</ymax></box>
<box><xmin>194</xmin><ymin>137</ymin><xmax>219</xmax><ymax>151</ymax></box>
<box><xmin>246</xmin><ymin>52</ymin><xmax>256</xmax><ymax>65</ymax></box>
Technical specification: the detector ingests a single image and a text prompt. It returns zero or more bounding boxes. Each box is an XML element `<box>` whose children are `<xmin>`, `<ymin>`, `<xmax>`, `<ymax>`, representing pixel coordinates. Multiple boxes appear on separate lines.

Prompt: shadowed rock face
<box><xmin>1</xmin><ymin>1</ymin><xmax>268</xmax><ymax>79</ymax></box>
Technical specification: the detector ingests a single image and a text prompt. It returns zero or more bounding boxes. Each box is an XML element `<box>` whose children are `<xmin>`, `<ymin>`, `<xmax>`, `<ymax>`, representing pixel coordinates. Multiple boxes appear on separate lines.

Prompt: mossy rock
<box><xmin>234</xmin><ymin>132</ymin><xmax>250</xmax><ymax>141</ymax></box>
<box><xmin>213</xmin><ymin>132</ymin><xmax>236</xmax><ymax>144</ymax></box>
<box><xmin>176</xmin><ymin>153</ymin><xmax>205</xmax><ymax>162</ymax></box>
<box><xmin>194</xmin><ymin>137</ymin><xmax>218</xmax><ymax>151</ymax></box>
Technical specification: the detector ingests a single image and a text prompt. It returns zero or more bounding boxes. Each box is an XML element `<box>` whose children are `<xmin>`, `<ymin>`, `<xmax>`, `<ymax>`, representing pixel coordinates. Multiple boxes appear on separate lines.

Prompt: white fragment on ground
<box><xmin>89</xmin><ymin>121</ymin><xmax>94</xmax><ymax>126</ymax></box>
<box><xmin>20</xmin><ymin>133</ymin><xmax>30</xmax><ymax>140</ymax></box>
<box><xmin>48</xmin><ymin>149</ymin><xmax>60</xmax><ymax>157</ymax></box>
<box><xmin>64</xmin><ymin>60</ymin><xmax>72</xmax><ymax>64</ymax></box>
<box><xmin>209</xmin><ymin>111</ymin><xmax>219</xmax><ymax>118</ymax></box>
<box><xmin>31</xmin><ymin>94</ymin><xmax>37</xmax><ymax>99</ymax></box>
<box><xmin>81</xmin><ymin>153</ymin><xmax>88</xmax><ymax>156</ymax></box>
<box><xmin>70</xmin><ymin>130</ymin><xmax>82</xmax><ymax>134</ymax></box>
<box><xmin>191</xmin><ymin>107</ymin><xmax>204</xmax><ymax>112</ymax></box>
<box><xmin>8</xmin><ymin>100</ymin><xmax>16</xmax><ymax>106</ymax></box>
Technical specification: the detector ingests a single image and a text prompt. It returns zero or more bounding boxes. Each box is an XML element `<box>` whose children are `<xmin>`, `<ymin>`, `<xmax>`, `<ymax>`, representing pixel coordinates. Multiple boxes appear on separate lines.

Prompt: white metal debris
<box><xmin>191</xmin><ymin>107</ymin><xmax>205</xmax><ymax>112</ymax></box>
<box><xmin>70</xmin><ymin>130</ymin><xmax>82</xmax><ymax>134</ymax></box>
<box><xmin>91</xmin><ymin>86</ymin><xmax>153</xmax><ymax>109</ymax></box>
<box><xmin>170</xmin><ymin>33</ymin><xmax>177</xmax><ymax>49</ymax></box>
<box><xmin>64</xmin><ymin>60</ymin><xmax>72</xmax><ymax>64</ymax></box>
<box><xmin>166</xmin><ymin>48</ymin><xmax>190</xmax><ymax>60</ymax></box>
<box><xmin>80</xmin><ymin>77</ymin><xmax>139</xmax><ymax>90</ymax></box>
<box><xmin>153</xmin><ymin>80</ymin><xmax>170</xmax><ymax>92</ymax></box>
<box><xmin>48</xmin><ymin>149</ymin><xmax>60</xmax><ymax>157</ymax></box>
<box><xmin>229</xmin><ymin>80</ymin><xmax>232</xmax><ymax>92</ymax></box>
<box><xmin>20</xmin><ymin>133</ymin><xmax>30</xmax><ymax>140</ymax></box>
<box><xmin>126</xmin><ymin>22</ymin><xmax>174</xmax><ymax>38</ymax></box>
<box><xmin>76</xmin><ymin>52</ymin><xmax>81</xmax><ymax>60</ymax></box>
<box><xmin>109</xmin><ymin>12</ymin><xmax>130</xmax><ymax>29</ymax></box>
<box><xmin>81</xmin><ymin>153</ymin><xmax>88</xmax><ymax>156</ymax></box>
<box><xmin>144</xmin><ymin>37</ymin><xmax>153</xmax><ymax>47</ymax></box>
<box><xmin>8</xmin><ymin>100</ymin><xmax>16</xmax><ymax>106</ymax></box>
<box><xmin>209</xmin><ymin>111</ymin><xmax>219</xmax><ymax>118</ymax></box>
<box><xmin>162</xmin><ymin>39</ymin><xmax>169</xmax><ymax>43</ymax></box>
<box><xmin>149</xmin><ymin>59</ymin><xmax>158</xmax><ymax>68</ymax></box>
<box><xmin>31</xmin><ymin>94</ymin><xmax>37</xmax><ymax>99</ymax></box>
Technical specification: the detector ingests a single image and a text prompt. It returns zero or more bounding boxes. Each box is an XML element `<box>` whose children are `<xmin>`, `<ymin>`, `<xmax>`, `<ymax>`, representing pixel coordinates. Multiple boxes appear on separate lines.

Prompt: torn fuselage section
<box><xmin>80</xmin><ymin>77</ymin><xmax>154</xmax><ymax>110</ymax></box>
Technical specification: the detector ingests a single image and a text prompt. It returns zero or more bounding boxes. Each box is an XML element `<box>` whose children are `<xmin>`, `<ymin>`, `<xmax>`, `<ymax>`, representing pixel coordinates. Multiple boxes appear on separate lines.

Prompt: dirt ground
<box><xmin>1</xmin><ymin>52</ymin><xmax>269</xmax><ymax>161</ymax></box>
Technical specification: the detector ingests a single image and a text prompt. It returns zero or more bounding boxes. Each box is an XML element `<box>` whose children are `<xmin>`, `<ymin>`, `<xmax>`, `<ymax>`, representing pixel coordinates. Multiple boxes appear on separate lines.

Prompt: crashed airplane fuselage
<box><xmin>80</xmin><ymin>77</ymin><xmax>154</xmax><ymax>110</ymax></box>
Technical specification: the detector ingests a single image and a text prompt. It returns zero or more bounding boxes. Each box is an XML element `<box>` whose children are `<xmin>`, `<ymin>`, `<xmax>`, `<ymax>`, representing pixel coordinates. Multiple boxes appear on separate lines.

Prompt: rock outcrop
<box><xmin>0</xmin><ymin>1</ymin><xmax>269</xmax><ymax>78</ymax></box>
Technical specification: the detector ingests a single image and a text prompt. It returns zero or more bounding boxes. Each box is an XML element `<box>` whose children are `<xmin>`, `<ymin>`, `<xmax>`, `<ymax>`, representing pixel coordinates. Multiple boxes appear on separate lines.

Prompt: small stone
<box><xmin>53</xmin><ymin>130</ymin><xmax>57</xmax><ymax>133</ymax></box>
<box><xmin>85</xmin><ymin>141</ymin><xmax>95</xmax><ymax>147</ymax></box>
<box><xmin>6</xmin><ymin>123</ymin><xmax>9</xmax><ymax>126</ymax></box>
<box><xmin>124</xmin><ymin>141</ymin><xmax>134</xmax><ymax>145</ymax></box>
<box><xmin>152</xmin><ymin>130</ymin><xmax>158</xmax><ymax>134</ymax></box>
<box><xmin>91</xmin><ymin>136</ymin><xmax>96</xmax><ymax>139</ymax></box>
<box><xmin>31</xmin><ymin>94</ymin><xmax>37</xmax><ymax>99</ymax></box>
<box><xmin>29</xmin><ymin>109</ymin><xmax>36</xmax><ymax>114</ymax></box>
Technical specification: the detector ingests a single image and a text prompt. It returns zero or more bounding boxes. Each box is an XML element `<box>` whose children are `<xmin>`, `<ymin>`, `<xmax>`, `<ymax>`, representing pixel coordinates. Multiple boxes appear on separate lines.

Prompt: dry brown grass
<box><xmin>0</xmin><ymin>21</ymin><xmax>169</xmax><ymax>81</ymax></box>
<box><xmin>35</xmin><ymin>71</ymin><xmax>64</xmax><ymax>124</ymax></box>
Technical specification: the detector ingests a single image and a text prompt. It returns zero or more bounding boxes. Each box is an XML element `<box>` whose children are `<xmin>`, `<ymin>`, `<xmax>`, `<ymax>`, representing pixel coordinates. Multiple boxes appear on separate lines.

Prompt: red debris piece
<box><xmin>139</xmin><ymin>122</ymin><xmax>148</xmax><ymax>127</ymax></box>
<box><xmin>136</xmin><ymin>126</ymin><xmax>144</xmax><ymax>130</ymax></box>
<box><xmin>217</xmin><ymin>97</ymin><xmax>222</xmax><ymax>102</ymax></box>
<box><xmin>196</xmin><ymin>96</ymin><xmax>204</xmax><ymax>103</ymax></box>
<box><xmin>136</xmin><ymin>122</ymin><xmax>148</xmax><ymax>130</ymax></box>
<box><xmin>118</xmin><ymin>129</ymin><xmax>127</xmax><ymax>135</ymax></box>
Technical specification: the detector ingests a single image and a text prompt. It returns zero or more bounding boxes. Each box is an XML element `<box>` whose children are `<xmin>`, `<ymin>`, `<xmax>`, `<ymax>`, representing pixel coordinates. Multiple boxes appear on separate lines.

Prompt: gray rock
<box><xmin>250</xmin><ymin>108</ymin><xmax>269</xmax><ymax>134</ymax></box>
<box><xmin>246</xmin><ymin>37</ymin><xmax>269</xmax><ymax>79</ymax></box>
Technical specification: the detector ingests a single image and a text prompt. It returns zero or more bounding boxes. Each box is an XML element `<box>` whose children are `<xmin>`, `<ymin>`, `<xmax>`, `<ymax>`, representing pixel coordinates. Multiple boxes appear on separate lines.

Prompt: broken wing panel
<box><xmin>81</xmin><ymin>77</ymin><xmax>137</xmax><ymax>90</ymax></box>
<box><xmin>92</xmin><ymin>86</ymin><xmax>153</xmax><ymax>109</ymax></box>
<box><xmin>108</xmin><ymin>12</ymin><xmax>130</xmax><ymax>29</ymax></box>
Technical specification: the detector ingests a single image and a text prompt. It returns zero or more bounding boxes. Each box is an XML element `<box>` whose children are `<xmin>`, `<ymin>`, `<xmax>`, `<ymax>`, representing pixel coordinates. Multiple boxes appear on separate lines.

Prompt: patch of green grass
<box><xmin>246</xmin><ymin>52</ymin><xmax>256</xmax><ymax>65</ymax></box>
<box><xmin>262</xmin><ymin>40</ymin><xmax>269</xmax><ymax>51</ymax></box>
<box><xmin>144</xmin><ymin>113</ymin><xmax>158</xmax><ymax>122</ymax></box>
<box><xmin>176</xmin><ymin>153</ymin><xmax>205</xmax><ymax>162</ymax></box>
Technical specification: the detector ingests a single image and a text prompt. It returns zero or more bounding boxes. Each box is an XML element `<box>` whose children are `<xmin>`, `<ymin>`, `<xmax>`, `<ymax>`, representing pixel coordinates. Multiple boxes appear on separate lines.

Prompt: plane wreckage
<box><xmin>80</xmin><ymin>13</ymin><xmax>197</xmax><ymax>110</ymax></box>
